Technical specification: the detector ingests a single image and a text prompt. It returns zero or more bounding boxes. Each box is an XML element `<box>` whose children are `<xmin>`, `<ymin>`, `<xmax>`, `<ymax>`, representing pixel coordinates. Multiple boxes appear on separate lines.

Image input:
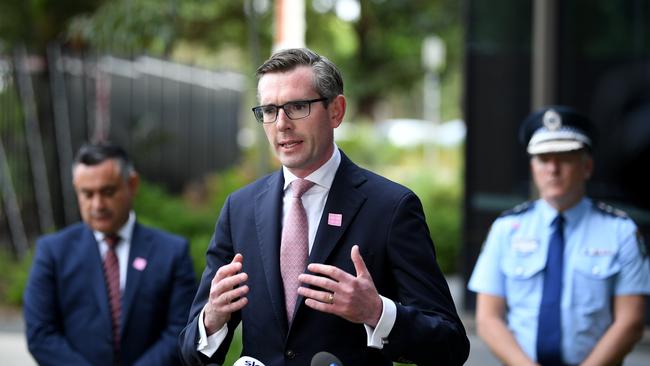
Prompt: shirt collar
<box><xmin>538</xmin><ymin>197</ymin><xmax>590</xmax><ymax>228</ymax></box>
<box><xmin>282</xmin><ymin>143</ymin><xmax>341</xmax><ymax>191</ymax></box>
<box><xmin>93</xmin><ymin>211</ymin><xmax>136</xmax><ymax>244</ymax></box>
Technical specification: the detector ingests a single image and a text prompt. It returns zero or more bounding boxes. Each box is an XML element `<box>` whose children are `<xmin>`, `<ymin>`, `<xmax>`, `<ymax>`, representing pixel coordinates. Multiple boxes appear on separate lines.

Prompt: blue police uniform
<box><xmin>468</xmin><ymin>197</ymin><xmax>650</xmax><ymax>364</ymax></box>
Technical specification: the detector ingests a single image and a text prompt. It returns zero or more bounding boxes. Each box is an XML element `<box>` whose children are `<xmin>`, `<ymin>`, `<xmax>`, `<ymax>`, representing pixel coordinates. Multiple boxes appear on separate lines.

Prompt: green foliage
<box><xmin>336</xmin><ymin>124</ymin><xmax>404</xmax><ymax>168</ymax></box>
<box><xmin>67</xmin><ymin>0</ymin><xmax>178</xmax><ymax>55</ymax></box>
<box><xmin>307</xmin><ymin>1</ymin><xmax>463</xmax><ymax>119</ymax></box>
<box><xmin>133</xmin><ymin>162</ymin><xmax>256</xmax><ymax>277</ymax></box>
<box><xmin>61</xmin><ymin>0</ymin><xmax>462</xmax><ymax>121</ymax></box>
<box><xmin>405</xmin><ymin>167</ymin><xmax>462</xmax><ymax>274</ymax></box>
<box><xmin>66</xmin><ymin>0</ymin><xmax>271</xmax><ymax>66</ymax></box>
<box><xmin>0</xmin><ymin>85</ymin><xmax>23</xmax><ymax>132</ymax></box>
<box><xmin>0</xmin><ymin>85</ymin><xmax>33</xmax><ymax>201</ymax></box>
<box><xmin>204</xmin><ymin>162</ymin><xmax>257</xmax><ymax>217</ymax></box>
<box><xmin>338</xmin><ymin>123</ymin><xmax>463</xmax><ymax>274</ymax></box>
<box><xmin>0</xmin><ymin>0</ymin><xmax>105</xmax><ymax>49</ymax></box>
<box><xmin>133</xmin><ymin>181</ymin><xmax>215</xmax><ymax>276</ymax></box>
<box><xmin>224</xmin><ymin>325</ymin><xmax>243</xmax><ymax>366</ymax></box>
<box><xmin>134</xmin><ymin>180</ymin><xmax>216</xmax><ymax>235</ymax></box>
<box><xmin>0</xmin><ymin>249</ymin><xmax>33</xmax><ymax>306</ymax></box>
<box><xmin>2</xmin><ymin>0</ymin><xmax>463</xmax><ymax>123</ymax></box>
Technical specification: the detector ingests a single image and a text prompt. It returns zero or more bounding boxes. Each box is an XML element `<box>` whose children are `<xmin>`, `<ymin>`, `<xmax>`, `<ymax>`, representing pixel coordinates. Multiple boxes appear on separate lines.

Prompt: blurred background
<box><xmin>0</xmin><ymin>0</ymin><xmax>649</xmax><ymax>365</ymax></box>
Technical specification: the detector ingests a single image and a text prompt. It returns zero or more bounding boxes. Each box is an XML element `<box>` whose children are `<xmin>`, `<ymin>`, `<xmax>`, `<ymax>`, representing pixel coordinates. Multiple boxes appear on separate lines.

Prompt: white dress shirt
<box><xmin>93</xmin><ymin>211</ymin><xmax>136</xmax><ymax>292</ymax></box>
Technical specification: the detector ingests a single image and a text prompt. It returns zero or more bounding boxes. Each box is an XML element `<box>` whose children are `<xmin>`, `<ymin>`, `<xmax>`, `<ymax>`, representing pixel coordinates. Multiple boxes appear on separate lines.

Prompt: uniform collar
<box><xmin>539</xmin><ymin>197</ymin><xmax>590</xmax><ymax>228</ymax></box>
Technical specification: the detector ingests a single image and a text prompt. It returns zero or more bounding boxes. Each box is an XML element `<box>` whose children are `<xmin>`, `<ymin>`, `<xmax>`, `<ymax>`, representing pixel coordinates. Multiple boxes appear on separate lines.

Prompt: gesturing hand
<box><xmin>297</xmin><ymin>245</ymin><xmax>383</xmax><ymax>327</ymax></box>
<box><xmin>203</xmin><ymin>254</ymin><xmax>249</xmax><ymax>335</ymax></box>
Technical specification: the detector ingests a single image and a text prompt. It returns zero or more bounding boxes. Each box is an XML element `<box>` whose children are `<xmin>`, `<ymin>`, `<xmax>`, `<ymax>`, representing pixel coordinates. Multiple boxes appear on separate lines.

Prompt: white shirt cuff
<box><xmin>197</xmin><ymin>307</ymin><xmax>228</xmax><ymax>357</ymax></box>
<box><xmin>364</xmin><ymin>295</ymin><xmax>396</xmax><ymax>349</ymax></box>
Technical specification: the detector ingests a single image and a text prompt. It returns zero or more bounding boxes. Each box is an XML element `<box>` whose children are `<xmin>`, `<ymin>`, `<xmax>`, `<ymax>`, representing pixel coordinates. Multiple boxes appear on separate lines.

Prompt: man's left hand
<box><xmin>298</xmin><ymin>245</ymin><xmax>383</xmax><ymax>327</ymax></box>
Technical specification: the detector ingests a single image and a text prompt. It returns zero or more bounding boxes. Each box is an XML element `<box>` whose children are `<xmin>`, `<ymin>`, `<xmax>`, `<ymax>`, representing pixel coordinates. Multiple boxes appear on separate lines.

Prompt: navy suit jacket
<box><xmin>24</xmin><ymin>221</ymin><xmax>197</xmax><ymax>366</ymax></box>
<box><xmin>179</xmin><ymin>151</ymin><xmax>469</xmax><ymax>366</ymax></box>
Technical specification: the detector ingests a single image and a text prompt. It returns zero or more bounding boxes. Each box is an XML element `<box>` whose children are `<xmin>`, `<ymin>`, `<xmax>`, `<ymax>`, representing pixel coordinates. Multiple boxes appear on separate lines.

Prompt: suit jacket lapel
<box><xmin>121</xmin><ymin>223</ymin><xmax>153</xmax><ymax>336</ymax></box>
<box><xmin>83</xmin><ymin>227</ymin><xmax>112</xmax><ymax>331</ymax></box>
<box><xmin>254</xmin><ymin>171</ymin><xmax>289</xmax><ymax>334</ymax></box>
<box><xmin>266</xmin><ymin>153</ymin><xmax>368</xmax><ymax>333</ymax></box>
<box><xmin>309</xmin><ymin>152</ymin><xmax>367</xmax><ymax>265</ymax></box>
<box><xmin>291</xmin><ymin>153</ymin><xmax>367</xmax><ymax>327</ymax></box>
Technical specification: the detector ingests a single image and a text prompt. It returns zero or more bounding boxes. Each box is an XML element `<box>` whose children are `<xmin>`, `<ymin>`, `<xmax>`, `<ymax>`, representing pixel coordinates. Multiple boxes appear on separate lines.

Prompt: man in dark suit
<box><xmin>179</xmin><ymin>48</ymin><xmax>469</xmax><ymax>366</ymax></box>
<box><xmin>24</xmin><ymin>142</ymin><xmax>197</xmax><ymax>366</ymax></box>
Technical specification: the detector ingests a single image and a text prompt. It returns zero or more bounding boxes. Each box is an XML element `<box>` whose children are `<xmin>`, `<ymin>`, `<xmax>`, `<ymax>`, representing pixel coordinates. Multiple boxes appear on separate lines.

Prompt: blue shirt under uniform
<box><xmin>468</xmin><ymin>197</ymin><xmax>650</xmax><ymax>365</ymax></box>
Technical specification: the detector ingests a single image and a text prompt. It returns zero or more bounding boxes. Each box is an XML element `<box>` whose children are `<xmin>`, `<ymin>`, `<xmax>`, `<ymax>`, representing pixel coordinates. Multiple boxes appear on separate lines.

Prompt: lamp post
<box><xmin>274</xmin><ymin>0</ymin><xmax>306</xmax><ymax>51</ymax></box>
<box><xmin>422</xmin><ymin>35</ymin><xmax>446</xmax><ymax>124</ymax></box>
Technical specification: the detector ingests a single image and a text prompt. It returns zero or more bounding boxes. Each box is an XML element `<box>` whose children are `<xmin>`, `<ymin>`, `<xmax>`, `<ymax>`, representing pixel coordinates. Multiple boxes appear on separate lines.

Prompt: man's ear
<box><xmin>329</xmin><ymin>95</ymin><xmax>346</xmax><ymax>128</ymax></box>
<box><xmin>128</xmin><ymin>172</ymin><xmax>140</xmax><ymax>194</ymax></box>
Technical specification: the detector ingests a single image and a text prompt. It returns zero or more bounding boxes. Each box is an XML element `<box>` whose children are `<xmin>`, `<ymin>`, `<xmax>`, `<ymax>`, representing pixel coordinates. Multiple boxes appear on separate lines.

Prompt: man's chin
<box><xmin>88</xmin><ymin>221</ymin><xmax>115</xmax><ymax>234</ymax></box>
<box><xmin>544</xmin><ymin>193</ymin><xmax>565</xmax><ymax>201</ymax></box>
<box><xmin>279</xmin><ymin>155</ymin><xmax>305</xmax><ymax>169</ymax></box>
<box><xmin>542</xmin><ymin>185</ymin><xmax>567</xmax><ymax>196</ymax></box>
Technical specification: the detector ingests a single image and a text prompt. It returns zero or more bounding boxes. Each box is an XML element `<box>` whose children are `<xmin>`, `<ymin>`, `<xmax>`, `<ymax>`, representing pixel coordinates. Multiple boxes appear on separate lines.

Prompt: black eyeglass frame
<box><xmin>251</xmin><ymin>97</ymin><xmax>330</xmax><ymax>124</ymax></box>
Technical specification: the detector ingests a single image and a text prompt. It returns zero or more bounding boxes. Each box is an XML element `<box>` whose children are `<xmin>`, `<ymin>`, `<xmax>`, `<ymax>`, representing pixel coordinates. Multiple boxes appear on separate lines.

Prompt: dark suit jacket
<box><xmin>24</xmin><ymin>221</ymin><xmax>197</xmax><ymax>366</ymax></box>
<box><xmin>179</xmin><ymin>151</ymin><xmax>469</xmax><ymax>366</ymax></box>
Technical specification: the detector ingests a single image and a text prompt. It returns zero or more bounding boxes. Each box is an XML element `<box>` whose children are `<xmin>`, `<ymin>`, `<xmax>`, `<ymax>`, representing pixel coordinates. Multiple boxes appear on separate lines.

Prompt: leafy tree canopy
<box><xmin>0</xmin><ymin>0</ymin><xmax>462</xmax><ymax>120</ymax></box>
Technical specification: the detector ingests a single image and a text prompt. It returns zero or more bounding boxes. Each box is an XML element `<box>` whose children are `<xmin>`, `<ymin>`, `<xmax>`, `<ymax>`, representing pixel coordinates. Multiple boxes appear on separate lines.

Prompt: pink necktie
<box><xmin>280</xmin><ymin>179</ymin><xmax>315</xmax><ymax>324</ymax></box>
<box><xmin>103</xmin><ymin>234</ymin><xmax>121</xmax><ymax>358</ymax></box>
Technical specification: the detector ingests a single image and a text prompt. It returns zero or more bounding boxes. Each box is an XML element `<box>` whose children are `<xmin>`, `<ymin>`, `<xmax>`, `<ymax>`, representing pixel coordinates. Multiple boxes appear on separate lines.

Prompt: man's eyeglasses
<box><xmin>252</xmin><ymin>97</ymin><xmax>329</xmax><ymax>124</ymax></box>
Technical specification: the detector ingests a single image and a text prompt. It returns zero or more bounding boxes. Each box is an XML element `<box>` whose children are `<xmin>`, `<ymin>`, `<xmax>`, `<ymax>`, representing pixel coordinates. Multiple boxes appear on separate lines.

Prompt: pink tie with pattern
<box><xmin>280</xmin><ymin>179</ymin><xmax>315</xmax><ymax>324</ymax></box>
<box><xmin>103</xmin><ymin>234</ymin><xmax>121</xmax><ymax>359</ymax></box>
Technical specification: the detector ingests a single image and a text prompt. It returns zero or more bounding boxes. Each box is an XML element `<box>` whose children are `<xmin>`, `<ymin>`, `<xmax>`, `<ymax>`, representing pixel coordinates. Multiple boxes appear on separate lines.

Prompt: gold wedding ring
<box><xmin>327</xmin><ymin>293</ymin><xmax>334</xmax><ymax>304</ymax></box>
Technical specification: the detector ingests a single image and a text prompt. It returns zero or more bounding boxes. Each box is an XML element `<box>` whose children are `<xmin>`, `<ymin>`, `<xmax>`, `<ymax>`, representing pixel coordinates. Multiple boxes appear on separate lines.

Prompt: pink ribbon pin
<box><xmin>132</xmin><ymin>257</ymin><xmax>147</xmax><ymax>271</ymax></box>
<box><xmin>328</xmin><ymin>213</ymin><xmax>342</xmax><ymax>227</ymax></box>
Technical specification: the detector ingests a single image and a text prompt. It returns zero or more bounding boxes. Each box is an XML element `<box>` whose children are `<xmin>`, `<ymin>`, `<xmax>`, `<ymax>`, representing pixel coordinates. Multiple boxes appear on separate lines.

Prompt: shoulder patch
<box><xmin>500</xmin><ymin>201</ymin><xmax>535</xmax><ymax>217</ymax></box>
<box><xmin>594</xmin><ymin>201</ymin><xmax>629</xmax><ymax>219</ymax></box>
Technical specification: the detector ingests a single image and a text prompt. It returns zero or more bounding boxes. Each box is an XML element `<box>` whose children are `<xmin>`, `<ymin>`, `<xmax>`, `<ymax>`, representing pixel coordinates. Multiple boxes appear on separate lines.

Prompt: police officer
<box><xmin>468</xmin><ymin>106</ymin><xmax>650</xmax><ymax>366</ymax></box>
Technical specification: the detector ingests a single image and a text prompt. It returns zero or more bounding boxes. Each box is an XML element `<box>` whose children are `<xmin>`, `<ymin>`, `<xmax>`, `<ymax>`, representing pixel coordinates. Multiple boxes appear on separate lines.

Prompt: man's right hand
<box><xmin>203</xmin><ymin>253</ymin><xmax>249</xmax><ymax>335</ymax></box>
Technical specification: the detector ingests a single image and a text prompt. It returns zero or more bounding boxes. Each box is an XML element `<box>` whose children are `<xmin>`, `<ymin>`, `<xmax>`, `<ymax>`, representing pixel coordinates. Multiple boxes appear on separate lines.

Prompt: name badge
<box><xmin>511</xmin><ymin>238</ymin><xmax>539</xmax><ymax>254</ymax></box>
<box><xmin>583</xmin><ymin>247</ymin><xmax>613</xmax><ymax>256</ymax></box>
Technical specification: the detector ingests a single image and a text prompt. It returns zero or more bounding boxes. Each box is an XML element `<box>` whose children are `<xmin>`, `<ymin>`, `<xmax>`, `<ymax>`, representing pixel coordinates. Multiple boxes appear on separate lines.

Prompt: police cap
<box><xmin>519</xmin><ymin>106</ymin><xmax>596</xmax><ymax>155</ymax></box>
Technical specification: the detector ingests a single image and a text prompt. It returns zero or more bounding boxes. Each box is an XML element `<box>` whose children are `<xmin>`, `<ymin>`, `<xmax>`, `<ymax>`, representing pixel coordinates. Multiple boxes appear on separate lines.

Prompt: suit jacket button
<box><xmin>285</xmin><ymin>350</ymin><xmax>296</xmax><ymax>359</ymax></box>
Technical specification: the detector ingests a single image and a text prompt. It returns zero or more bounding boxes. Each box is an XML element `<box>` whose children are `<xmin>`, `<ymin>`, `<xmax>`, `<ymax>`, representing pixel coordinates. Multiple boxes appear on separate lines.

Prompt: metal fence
<box><xmin>0</xmin><ymin>44</ymin><xmax>245</xmax><ymax>257</ymax></box>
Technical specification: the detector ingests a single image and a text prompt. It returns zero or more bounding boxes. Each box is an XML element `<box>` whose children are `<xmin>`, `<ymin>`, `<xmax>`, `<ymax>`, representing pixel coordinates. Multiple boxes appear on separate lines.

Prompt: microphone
<box><xmin>311</xmin><ymin>351</ymin><xmax>344</xmax><ymax>366</ymax></box>
<box><xmin>233</xmin><ymin>356</ymin><xmax>266</xmax><ymax>366</ymax></box>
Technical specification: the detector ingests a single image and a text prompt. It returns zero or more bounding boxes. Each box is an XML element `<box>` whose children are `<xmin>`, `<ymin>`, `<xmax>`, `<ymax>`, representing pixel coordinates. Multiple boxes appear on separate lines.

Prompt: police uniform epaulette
<box><xmin>594</xmin><ymin>201</ymin><xmax>629</xmax><ymax>218</ymax></box>
<box><xmin>500</xmin><ymin>201</ymin><xmax>535</xmax><ymax>217</ymax></box>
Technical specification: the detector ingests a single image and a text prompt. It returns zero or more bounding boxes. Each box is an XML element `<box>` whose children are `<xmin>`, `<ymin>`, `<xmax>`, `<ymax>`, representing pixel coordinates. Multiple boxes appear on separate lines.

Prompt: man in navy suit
<box><xmin>179</xmin><ymin>48</ymin><xmax>469</xmax><ymax>365</ymax></box>
<box><xmin>24</xmin><ymin>142</ymin><xmax>197</xmax><ymax>365</ymax></box>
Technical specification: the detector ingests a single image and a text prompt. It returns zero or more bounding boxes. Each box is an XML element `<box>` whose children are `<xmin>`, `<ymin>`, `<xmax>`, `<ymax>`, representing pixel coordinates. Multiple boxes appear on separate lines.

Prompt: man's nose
<box><xmin>548</xmin><ymin>158</ymin><xmax>561</xmax><ymax>172</ymax></box>
<box><xmin>275</xmin><ymin>108</ymin><xmax>292</xmax><ymax>130</ymax></box>
<box><xmin>90</xmin><ymin>194</ymin><xmax>105</xmax><ymax>209</ymax></box>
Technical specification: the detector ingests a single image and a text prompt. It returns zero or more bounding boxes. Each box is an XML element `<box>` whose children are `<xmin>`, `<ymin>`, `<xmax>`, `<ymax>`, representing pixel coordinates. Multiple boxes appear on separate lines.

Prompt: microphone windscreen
<box><xmin>232</xmin><ymin>356</ymin><xmax>266</xmax><ymax>366</ymax></box>
<box><xmin>310</xmin><ymin>351</ymin><xmax>344</xmax><ymax>366</ymax></box>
